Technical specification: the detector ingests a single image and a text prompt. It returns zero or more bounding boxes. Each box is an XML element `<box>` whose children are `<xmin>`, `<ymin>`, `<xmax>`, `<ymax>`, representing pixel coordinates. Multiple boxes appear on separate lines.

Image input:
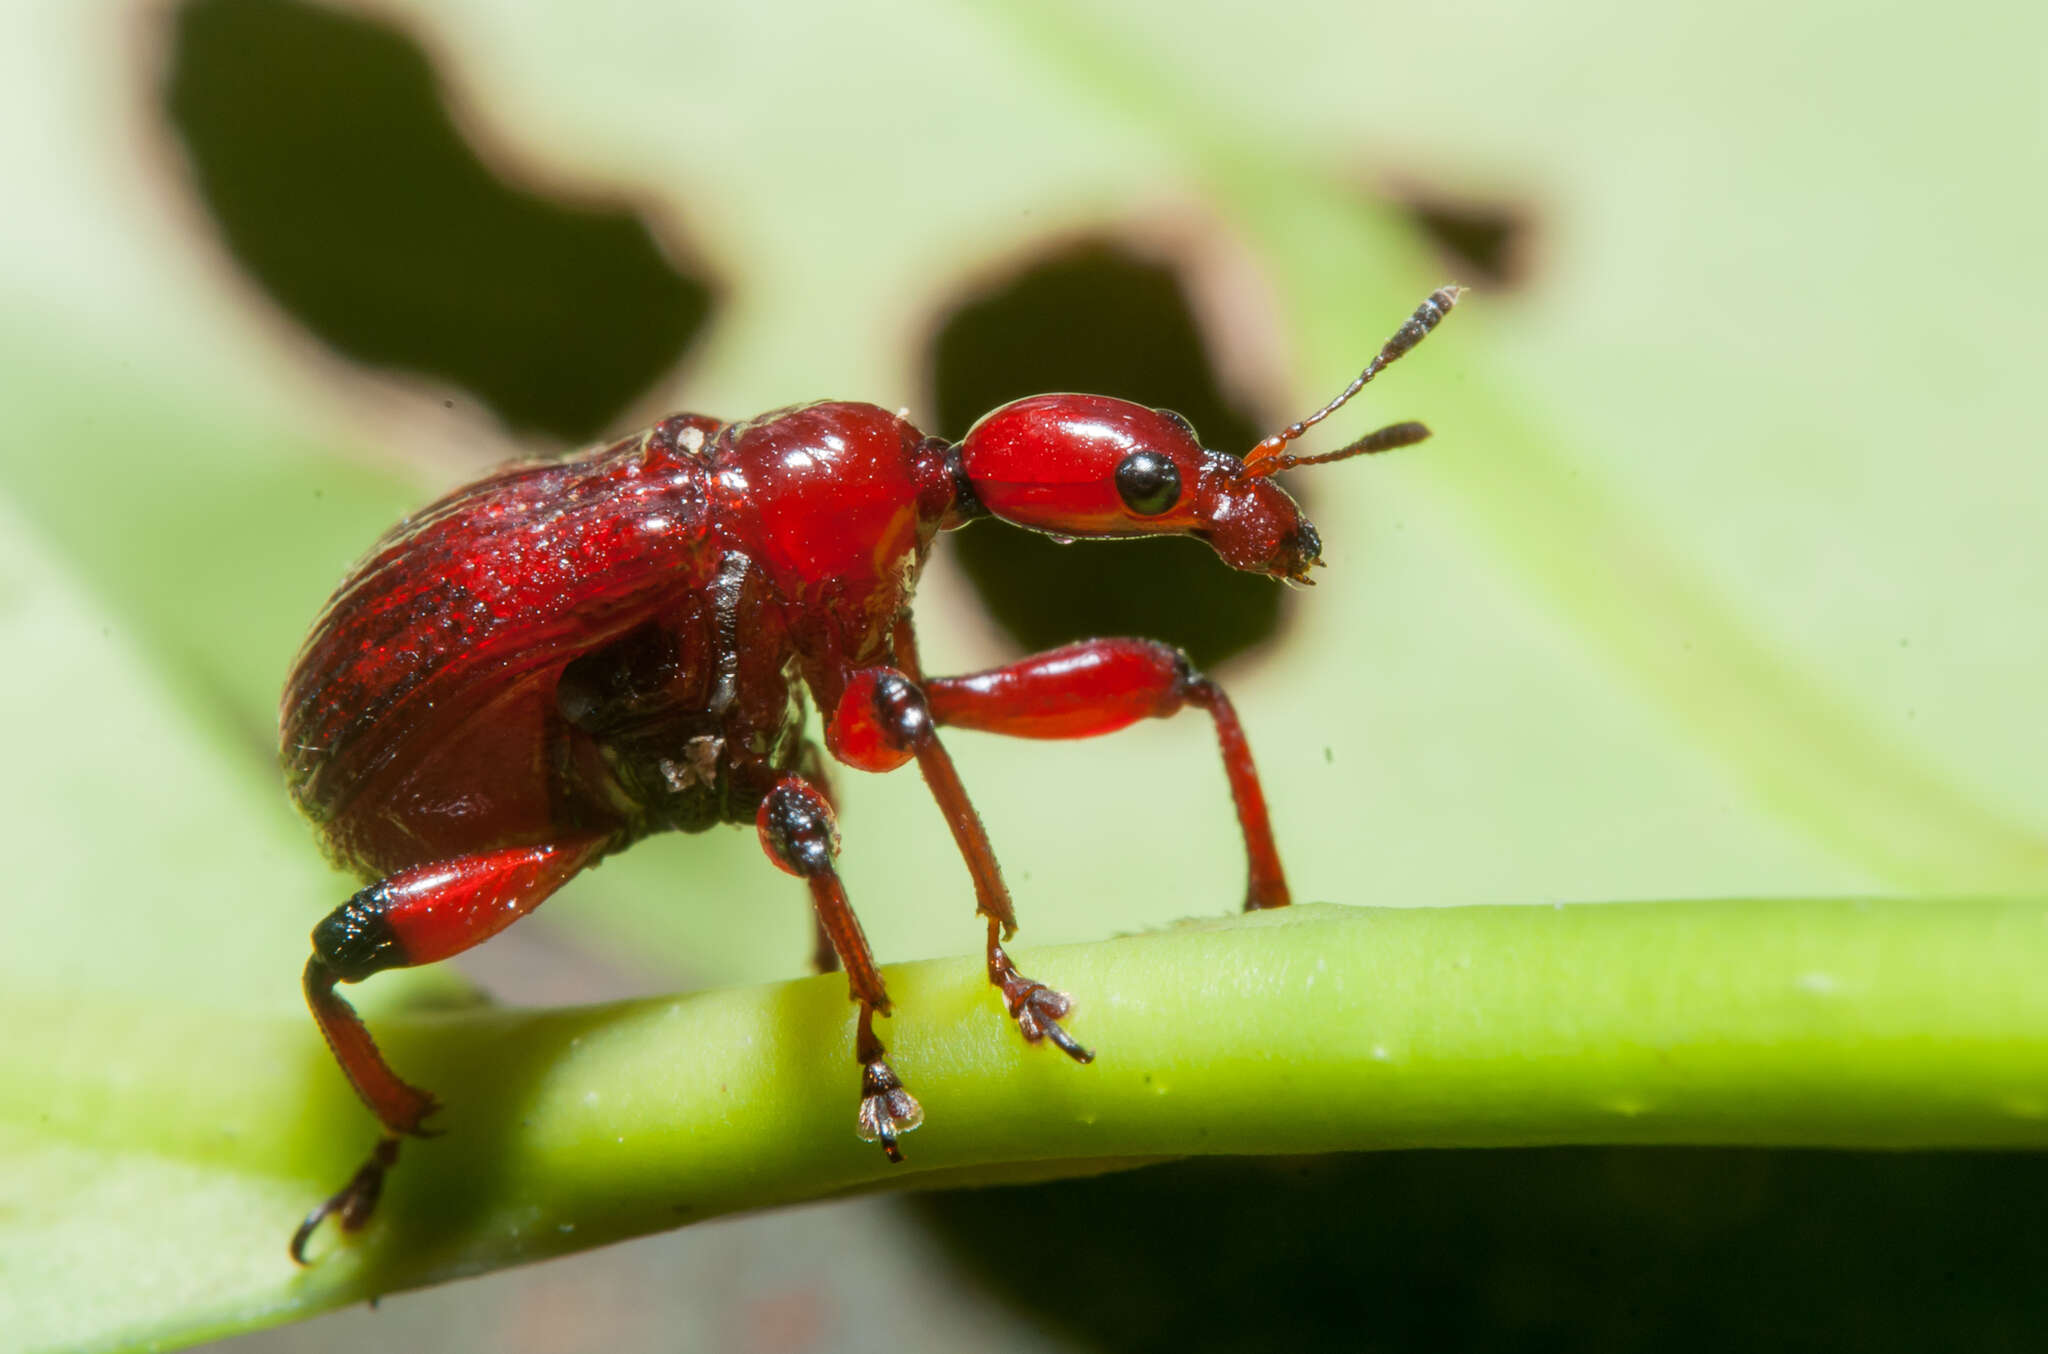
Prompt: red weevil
<box><xmin>282</xmin><ymin>285</ymin><xmax>1460</xmax><ymax>1261</ymax></box>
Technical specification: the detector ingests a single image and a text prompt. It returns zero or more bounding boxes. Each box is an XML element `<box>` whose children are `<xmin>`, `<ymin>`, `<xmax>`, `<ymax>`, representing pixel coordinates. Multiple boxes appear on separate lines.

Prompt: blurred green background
<box><xmin>3</xmin><ymin>0</ymin><xmax>2046</xmax><ymax>1349</ymax></box>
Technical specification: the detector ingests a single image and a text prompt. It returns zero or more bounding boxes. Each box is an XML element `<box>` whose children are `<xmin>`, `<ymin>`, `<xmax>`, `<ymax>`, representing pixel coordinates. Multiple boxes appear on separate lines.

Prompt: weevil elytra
<box><xmin>283</xmin><ymin>286</ymin><xmax>1460</xmax><ymax>1260</ymax></box>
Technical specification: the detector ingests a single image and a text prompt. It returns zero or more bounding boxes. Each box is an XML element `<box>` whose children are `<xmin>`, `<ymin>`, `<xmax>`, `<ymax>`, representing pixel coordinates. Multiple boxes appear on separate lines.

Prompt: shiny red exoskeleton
<box><xmin>283</xmin><ymin>286</ymin><xmax>1460</xmax><ymax>1261</ymax></box>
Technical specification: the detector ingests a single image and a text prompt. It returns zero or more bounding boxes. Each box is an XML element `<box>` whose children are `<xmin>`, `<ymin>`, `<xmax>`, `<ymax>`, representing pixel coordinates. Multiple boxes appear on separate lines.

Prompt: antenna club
<box><xmin>1380</xmin><ymin>285</ymin><xmax>1463</xmax><ymax>365</ymax></box>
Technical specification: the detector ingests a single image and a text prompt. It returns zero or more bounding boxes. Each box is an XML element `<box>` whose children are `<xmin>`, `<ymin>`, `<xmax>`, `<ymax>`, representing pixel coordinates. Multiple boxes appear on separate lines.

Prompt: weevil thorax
<box><xmin>955</xmin><ymin>393</ymin><xmax>1324</xmax><ymax>581</ymax></box>
<box><xmin>709</xmin><ymin>402</ymin><xmax>962</xmax><ymax>686</ymax></box>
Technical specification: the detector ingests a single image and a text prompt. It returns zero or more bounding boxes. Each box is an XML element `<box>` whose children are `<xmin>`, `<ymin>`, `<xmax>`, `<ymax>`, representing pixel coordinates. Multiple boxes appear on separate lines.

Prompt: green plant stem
<box><xmin>10</xmin><ymin>898</ymin><xmax>2048</xmax><ymax>1331</ymax></box>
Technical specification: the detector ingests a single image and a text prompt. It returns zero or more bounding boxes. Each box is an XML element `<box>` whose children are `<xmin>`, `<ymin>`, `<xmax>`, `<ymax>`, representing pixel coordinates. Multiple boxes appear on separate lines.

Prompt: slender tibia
<box><xmin>757</xmin><ymin>775</ymin><xmax>922</xmax><ymax>1158</ymax></box>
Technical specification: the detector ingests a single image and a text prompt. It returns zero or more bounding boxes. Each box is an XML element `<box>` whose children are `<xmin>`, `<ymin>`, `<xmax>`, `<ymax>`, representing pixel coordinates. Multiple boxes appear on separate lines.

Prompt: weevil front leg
<box><xmin>915</xmin><ymin>636</ymin><xmax>1291</xmax><ymax>912</ymax></box>
<box><xmin>293</xmin><ymin>836</ymin><xmax>604</xmax><ymax>1262</ymax></box>
<box><xmin>756</xmin><ymin>774</ymin><xmax>923</xmax><ymax>1159</ymax></box>
<box><xmin>827</xmin><ymin>666</ymin><xmax>1094</xmax><ymax>1065</ymax></box>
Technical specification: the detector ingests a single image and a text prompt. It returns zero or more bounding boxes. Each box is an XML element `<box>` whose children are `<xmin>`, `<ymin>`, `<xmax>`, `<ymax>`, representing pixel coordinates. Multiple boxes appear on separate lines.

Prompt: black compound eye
<box><xmin>1114</xmin><ymin>450</ymin><xmax>1182</xmax><ymax>516</ymax></box>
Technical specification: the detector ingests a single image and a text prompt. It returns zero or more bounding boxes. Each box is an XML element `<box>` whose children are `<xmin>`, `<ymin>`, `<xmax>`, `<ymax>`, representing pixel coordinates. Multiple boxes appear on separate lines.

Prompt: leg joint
<box><xmin>828</xmin><ymin>667</ymin><xmax>931</xmax><ymax>772</ymax></box>
<box><xmin>758</xmin><ymin>777</ymin><xmax>839</xmax><ymax>877</ymax></box>
<box><xmin>311</xmin><ymin>881</ymin><xmax>406</xmax><ymax>982</ymax></box>
<box><xmin>867</xmin><ymin>670</ymin><xmax>932</xmax><ymax>750</ymax></box>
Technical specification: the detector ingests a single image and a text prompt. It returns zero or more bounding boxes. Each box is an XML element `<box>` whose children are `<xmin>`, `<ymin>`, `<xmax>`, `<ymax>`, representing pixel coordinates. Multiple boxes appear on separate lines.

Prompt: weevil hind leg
<box><xmin>290</xmin><ymin>1136</ymin><xmax>400</xmax><ymax>1264</ymax></box>
<box><xmin>293</xmin><ymin>837</ymin><xmax>604</xmax><ymax>1262</ymax></box>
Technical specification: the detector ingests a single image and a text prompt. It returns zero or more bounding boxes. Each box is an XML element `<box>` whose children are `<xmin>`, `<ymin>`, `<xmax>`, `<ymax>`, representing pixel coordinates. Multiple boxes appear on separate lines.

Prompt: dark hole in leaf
<box><xmin>163</xmin><ymin>0</ymin><xmax>715</xmax><ymax>442</ymax></box>
<box><xmin>1403</xmin><ymin>194</ymin><xmax>1532</xmax><ymax>291</ymax></box>
<box><xmin>916</xmin><ymin>1149</ymin><xmax>2048</xmax><ymax>1353</ymax></box>
<box><xmin>927</xmin><ymin>242</ymin><xmax>1285</xmax><ymax>671</ymax></box>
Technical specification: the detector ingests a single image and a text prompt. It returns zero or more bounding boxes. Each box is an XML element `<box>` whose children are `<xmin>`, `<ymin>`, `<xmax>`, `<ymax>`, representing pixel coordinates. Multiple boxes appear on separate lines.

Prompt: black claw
<box><xmin>1042</xmin><ymin>1016</ymin><xmax>1096</xmax><ymax>1065</ymax></box>
<box><xmin>290</xmin><ymin>1136</ymin><xmax>399</xmax><ymax>1265</ymax></box>
<box><xmin>1006</xmin><ymin>980</ymin><xmax>1094</xmax><ymax>1063</ymax></box>
<box><xmin>289</xmin><ymin>1203</ymin><xmax>332</xmax><ymax>1266</ymax></box>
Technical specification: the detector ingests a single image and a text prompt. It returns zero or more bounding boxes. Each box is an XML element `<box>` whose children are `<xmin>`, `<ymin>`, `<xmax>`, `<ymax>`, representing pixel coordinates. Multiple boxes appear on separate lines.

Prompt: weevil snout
<box><xmin>1190</xmin><ymin>462</ymin><xmax>1323</xmax><ymax>581</ymax></box>
<box><xmin>1293</xmin><ymin>520</ymin><xmax>1322</xmax><ymax>566</ymax></box>
<box><xmin>1284</xmin><ymin>519</ymin><xmax>1325</xmax><ymax>583</ymax></box>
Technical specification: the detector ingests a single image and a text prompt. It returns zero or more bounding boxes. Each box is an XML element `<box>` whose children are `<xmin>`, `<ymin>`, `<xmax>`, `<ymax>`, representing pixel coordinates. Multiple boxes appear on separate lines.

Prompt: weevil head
<box><xmin>955</xmin><ymin>393</ymin><xmax>1325</xmax><ymax>582</ymax></box>
<box><xmin>951</xmin><ymin>287</ymin><xmax>1458</xmax><ymax>585</ymax></box>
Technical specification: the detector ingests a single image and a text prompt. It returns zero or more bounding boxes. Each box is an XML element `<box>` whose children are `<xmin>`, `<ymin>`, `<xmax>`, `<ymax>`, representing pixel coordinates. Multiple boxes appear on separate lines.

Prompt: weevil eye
<box><xmin>1114</xmin><ymin>451</ymin><xmax>1181</xmax><ymax>516</ymax></box>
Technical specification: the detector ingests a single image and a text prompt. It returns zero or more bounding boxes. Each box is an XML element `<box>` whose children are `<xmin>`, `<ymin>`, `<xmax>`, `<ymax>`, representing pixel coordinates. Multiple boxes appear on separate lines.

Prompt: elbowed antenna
<box><xmin>1238</xmin><ymin>285</ymin><xmax>1462</xmax><ymax>482</ymax></box>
